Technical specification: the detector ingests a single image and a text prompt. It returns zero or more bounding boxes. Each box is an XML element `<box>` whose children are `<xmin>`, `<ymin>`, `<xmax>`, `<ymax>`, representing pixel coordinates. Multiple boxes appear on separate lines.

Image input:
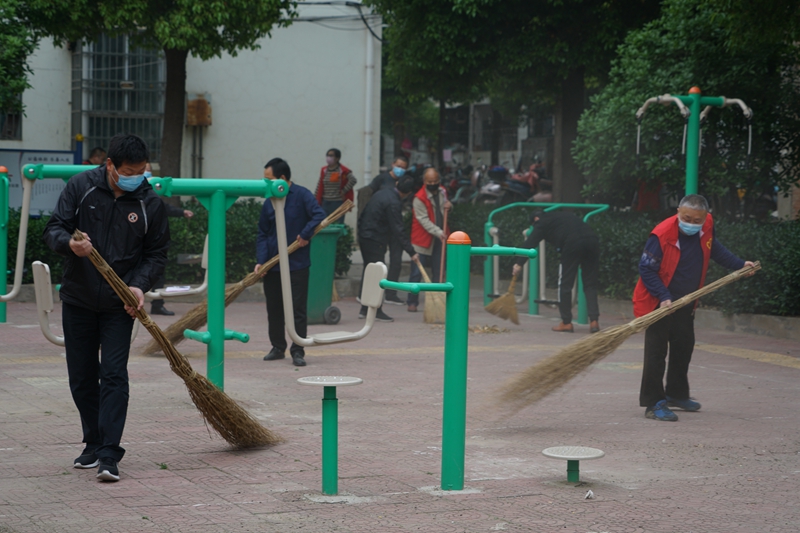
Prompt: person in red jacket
<box><xmin>633</xmin><ymin>194</ymin><xmax>755</xmax><ymax>422</ymax></box>
<box><xmin>407</xmin><ymin>168</ymin><xmax>450</xmax><ymax>312</ymax></box>
<box><xmin>314</xmin><ymin>148</ymin><xmax>356</xmax><ymax>223</ymax></box>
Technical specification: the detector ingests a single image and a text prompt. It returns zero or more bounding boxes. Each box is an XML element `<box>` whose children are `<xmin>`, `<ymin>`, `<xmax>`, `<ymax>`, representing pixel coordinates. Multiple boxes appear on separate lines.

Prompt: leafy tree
<box><xmin>573</xmin><ymin>0</ymin><xmax>800</xmax><ymax>217</ymax></box>
<box><xmin>368</xmin><ymin>0</ymin><xmax>660</xmax><ymax>199</ymax></box>
<box><xmin>0</xmin><ymin>0</ymin><xmax>37</xmax><ymax>113</ymax></box>
<box><xmin>21</xmin><ymin>0</ymin><xmax>297</xmax><ymax>177</ymax></box>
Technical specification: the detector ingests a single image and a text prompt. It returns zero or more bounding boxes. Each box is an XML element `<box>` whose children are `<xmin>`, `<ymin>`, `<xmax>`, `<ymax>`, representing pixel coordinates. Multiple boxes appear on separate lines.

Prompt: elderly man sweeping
<box><xmin>634</xmin><ymin>194</ymin><xmax>756</xmax><ymax>422</ymax></box>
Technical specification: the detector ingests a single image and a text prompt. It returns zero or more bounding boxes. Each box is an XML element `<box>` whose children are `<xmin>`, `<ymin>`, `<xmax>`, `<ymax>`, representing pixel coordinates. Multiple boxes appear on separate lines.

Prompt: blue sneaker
<box><xmin>666</xmin><ymin>396</ymin><xmax>701</xmax><ymax>412</ymax></box>
<box><xmin>645</xmin><ymin>399</ymin><xmax>678</xmax><ymax>421</ymax></box>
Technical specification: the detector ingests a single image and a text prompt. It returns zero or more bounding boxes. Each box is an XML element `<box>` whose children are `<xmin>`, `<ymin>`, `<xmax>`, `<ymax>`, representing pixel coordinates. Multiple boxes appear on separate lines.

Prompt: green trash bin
<box><xmin>307</xmin><ymin>224</ymin><xmax>346</xmax><ymax>325</ymax></box>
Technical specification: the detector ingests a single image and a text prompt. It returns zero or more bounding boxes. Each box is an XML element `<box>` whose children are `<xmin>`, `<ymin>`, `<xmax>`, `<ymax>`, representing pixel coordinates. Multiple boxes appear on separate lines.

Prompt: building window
<box><xmin>1</xmin><ymin>101</ymin><xmax>22</xmax><ymax>140</ymax></box>
<box><xmin>72</xmin><ymin>34</ymin><xmax>165</xmax><ymax>160</ymax></box>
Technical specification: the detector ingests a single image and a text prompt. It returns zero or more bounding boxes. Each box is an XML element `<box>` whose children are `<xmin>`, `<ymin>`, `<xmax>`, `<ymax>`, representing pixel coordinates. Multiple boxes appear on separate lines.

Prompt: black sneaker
<box><xmin>375</xmin><ymin>309</ymin><xmax>394</xmax><ymax>322</ymax></box>
<box><xmin>97</xmin><ymin>459</ymin><xmax>120</xmax><ymax>482</ymax></box>
<box><xmin>150</xmin><ymin>306</ymin><xmax>175</xmax><ymax>316</ymax></box>
<box><xmin>74</xmin><ymin>452</ymin><xmax>99</xmax><ymax>469</ymax></box>
<box><xmin>263</xmin><ymin>348</ymin><xmax>285</xmax><ymax>361</ymax></box>
<box><xmin>384</xmin><ymin>294</ymin><xmax>404</xmax><ymax>306</ymax></box>
<box><xmin>358</xmin><ymin>306</ymin><xmax>368</xmax><ymax>319</ymax></box>
<box><xmin>291</xmin><ymin>353</ymin><xmax>306</xmax><ymax>367</ymax></box>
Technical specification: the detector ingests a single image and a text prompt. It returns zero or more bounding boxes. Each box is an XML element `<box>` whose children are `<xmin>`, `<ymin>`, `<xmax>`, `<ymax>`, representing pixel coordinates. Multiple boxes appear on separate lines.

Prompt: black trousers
<box><xmin>407</xmin><ymin>239</ymin><xmax>442</xmax><ymax>306</ymax></box>
<box><xmin>62</xmin><ymin>302</ymin><xmax>134</xmax><ymax>462</ymax></box>
<box><xmin>639</xmin><ymin>305</ymin><xmax>695</xmax><ymax>408</ymax></box>
<box><xmin>359</xmin><ymin>238</ymin><xmax>386</xmax><ymax>312</ymax></box>
<box><xmin>557</xmin><ymin>235</ymin><xmax>600</xmax><ymax>324</ymax></box>
<box><xmin>384</xmin><ymin>235</ymin><xmax>403</xmax><ymax>299</ymax></box>
<box><xmin>262</xmin><ymin>268</ymin><xmax>309</xmax><ymax>354</ymax></box>
<box><xmin>150</xmin><ymin>272</ymin><xmax>166</xmax><ymax>310</ymax></box>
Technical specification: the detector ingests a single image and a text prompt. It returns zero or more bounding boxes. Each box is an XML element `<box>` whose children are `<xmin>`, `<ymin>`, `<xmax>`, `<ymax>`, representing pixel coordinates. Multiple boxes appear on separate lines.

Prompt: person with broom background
<box><xmin>255</xmin><ymin>158</ymin><xmax>326</xmax><ymax>367</ymax></box>
<box><xmin>407</xmin><ymin>168</ymin><xmax>450</xmax><ymax>312</ymax></box>
<box><xmin>44</xmin><ymin>133</ymin><xmax>170</xmax><ymax>482</ymax></box>
<box><xmin>511</xmin><ymin>210</ymin><xmax>601</xmax><ymax>333</ymax></box>
<box><xmin>634</xmin><ymin>194</ymin><xmax>756</xmax><ymax>422</ymax></box>
<box><xmin>357</xmin><ymin>176</ymin><xmax>419</xmax><ymax>322</ymax></box>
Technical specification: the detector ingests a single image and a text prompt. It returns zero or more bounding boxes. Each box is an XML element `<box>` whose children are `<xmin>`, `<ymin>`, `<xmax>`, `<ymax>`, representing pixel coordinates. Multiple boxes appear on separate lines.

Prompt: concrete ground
<box><xmin>1</xmin><ymin>288</ymin><xmax>799</xmax><ymax>533</ymax></box>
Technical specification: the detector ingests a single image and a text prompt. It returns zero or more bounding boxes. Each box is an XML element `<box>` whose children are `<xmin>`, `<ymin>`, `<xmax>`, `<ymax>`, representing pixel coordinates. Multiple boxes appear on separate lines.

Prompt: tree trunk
<box><xmin>438</xmin><ymin>99</ymin><xmax>445</xmax><ymax>169</ymax></box>
<box><xmin>552</xmin><ymin>67</ymin><xmax>585</xmax><ymax>203</ymax></box>
<box><xmin>392</xmin><ymin>104</ymin><xmax>405</xmax><ymax>163</ymax></box>
<box><xmin>490</xmin><ymin>108</ymin><xmax>501</xmax><ymax>166</ymax></box>
<box><xmin>160</xmin><ymin>48</ymin><xmax>189</xmax><ymax>184</ymax></box>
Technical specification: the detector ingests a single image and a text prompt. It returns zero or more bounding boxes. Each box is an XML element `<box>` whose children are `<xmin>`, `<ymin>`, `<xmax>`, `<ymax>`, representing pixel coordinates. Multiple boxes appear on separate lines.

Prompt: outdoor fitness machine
<box><xmin>149</xmin><ymin>177</ymin><xmax>290</xmax><ymax>390</ymax></box>
<box><xmin>483</xmin><ymin>203</ymin><xmax>608</xmax><ymax>322</ymax></box>
<box><xmin>636</xmin><ymin>86</ymin><xmax>753</xmax><ymax>195</ymax></box>
<box><xmin>381</xmin><ymin>231</ymin><xmax>537</xmax><ymax>491</ymax></box>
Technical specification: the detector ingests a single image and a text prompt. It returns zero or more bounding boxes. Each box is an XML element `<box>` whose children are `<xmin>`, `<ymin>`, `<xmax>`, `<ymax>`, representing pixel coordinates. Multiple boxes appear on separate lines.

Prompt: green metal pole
<box><xmin>322</xmin><ymin>386</ymin><xmax>339</xmax><ymax>495</ymax></box>
<box><xmin>0</xmin><ymin>168</ymin><xmax>8</xmax><ymax>323</ymax></box>
<box><xmin>567</xmin><ymin>460</ymin><xmax>580</xmax><ymax>482</ymax></box>
<box><xmin>684</xmin><ymin>87</ymin><xmax>702</xmax><ymax>195</ymax></box>
<box><xmin>528</xmin><ymin>246</ymin><xmax>539</xmax><ymax>316</ymax></box>
<box><xmin>483</xmin><ymin>222</ymin><xmax>493</xmax><ymax>305</ymax></box>
<box><xmin>206</xmin><ymin>189</ymin><xmax>227</xmax><ymax>389</ymax></box>
<box><xmin>441</xmin><ymin>233</ymin><xmax>472</xmax><ymax>491</ymax></box>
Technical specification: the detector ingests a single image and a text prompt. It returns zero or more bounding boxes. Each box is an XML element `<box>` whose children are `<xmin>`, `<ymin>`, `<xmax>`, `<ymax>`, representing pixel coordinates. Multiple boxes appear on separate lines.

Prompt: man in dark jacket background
<box><xmin>357</xmin><ymin>176</ymin><xmax>419</xmax><ymax>322</ymax></box>
<box><xmin>512</xmin><ymin>210</ymin><xmax>601</xmax><ymax>333</ymax></box>
<box><xmin>43</xmin><ymin>133</ymin><xmax>170</xmax><ymax>482</ymax></box>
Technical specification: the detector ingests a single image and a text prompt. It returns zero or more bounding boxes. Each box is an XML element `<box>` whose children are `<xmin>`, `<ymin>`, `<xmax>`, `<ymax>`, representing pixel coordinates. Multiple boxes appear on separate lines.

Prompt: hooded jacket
<box><xmin>43</xmin><ymin>166</ymin><xmax>170</xmax><ymax>312</ymax></box>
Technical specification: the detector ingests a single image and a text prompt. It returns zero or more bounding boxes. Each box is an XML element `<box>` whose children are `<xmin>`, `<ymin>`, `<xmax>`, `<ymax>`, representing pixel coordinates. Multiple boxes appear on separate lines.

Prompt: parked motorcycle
<box><xmin>473</xmin><ymin>164</ymin><xmax>509</xmax><ymax>205</ymax></box>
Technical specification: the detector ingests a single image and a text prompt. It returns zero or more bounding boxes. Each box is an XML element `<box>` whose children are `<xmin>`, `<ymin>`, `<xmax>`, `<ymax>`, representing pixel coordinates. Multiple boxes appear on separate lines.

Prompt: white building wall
<box><xmin>182</xmin><ymin>4</ymin><xmax>382</xmax><ymax>227</ymax></box>
<box><xmin>0</xmin><ymin>37</ymin><xmax>72</xmax><ymax>152</ymax></box>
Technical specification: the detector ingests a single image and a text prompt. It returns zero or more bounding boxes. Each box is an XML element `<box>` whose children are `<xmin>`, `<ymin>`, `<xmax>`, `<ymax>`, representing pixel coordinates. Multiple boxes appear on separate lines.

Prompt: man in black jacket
<box><xmin>512</xmin><ymin>210</ymin><xmax>600</xmax><ymax>333</ymax></box>
<box><xmin>357</xmin><ymin>177</ymin><xmax>419</xmax><ymax>322</ymax></box>
<box><xmin>44</xmin><ymin>134</ymin><xmax>170</xmax><ymax>482</ymax></box>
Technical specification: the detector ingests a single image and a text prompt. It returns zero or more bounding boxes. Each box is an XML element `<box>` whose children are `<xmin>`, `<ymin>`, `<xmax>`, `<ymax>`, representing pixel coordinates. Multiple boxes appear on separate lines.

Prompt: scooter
<box><xmin>473</xmin><ymin>164</ymin><xmax>509</xmax><ymax>205</ymax></box>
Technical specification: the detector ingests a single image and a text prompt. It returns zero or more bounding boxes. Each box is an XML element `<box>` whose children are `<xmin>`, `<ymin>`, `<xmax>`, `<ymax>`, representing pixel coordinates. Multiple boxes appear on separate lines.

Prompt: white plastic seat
<box><xmin>32</xmin><ymin>261</ymin><xmax>140</xmax><ymax>347</ymax></box>
<box><xmin>271</xmin><ymin>197</ymin><xmax>385</xmax><ymax>346</ymax></box>
<box><xmin>145</xmin><ymin>234</ymin><xmax>209</xmax><ymax>299</ymax></box>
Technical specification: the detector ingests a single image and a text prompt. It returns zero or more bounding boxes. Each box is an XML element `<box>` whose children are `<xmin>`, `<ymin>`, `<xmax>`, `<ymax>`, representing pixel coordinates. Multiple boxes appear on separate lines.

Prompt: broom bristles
<box><xmin>142</xmin><ymin>201</ymin><xmax>353</xmax><ymax>354</ymax></box>
<box><xmin>73</xmin><ymin>230</ymin><xmax>283</xmax><ymax>448</ymax></box>
<box><xmin>485</xmin><ymin>274</ymin><xmax>519</xmax><ymax>325</ymax></box>
<box><xmin>414</xmin><ymin>257</ymin><xmax>446</xmax><ymax>324</ymax></box>
<box><xmin>497</xmin><ymin>262</ymin><xmax>761</xmax><ymax>415</ymax></box>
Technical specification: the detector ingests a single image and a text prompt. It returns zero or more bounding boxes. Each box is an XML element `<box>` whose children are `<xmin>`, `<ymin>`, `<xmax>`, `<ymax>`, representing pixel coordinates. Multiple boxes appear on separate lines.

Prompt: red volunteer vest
<box><xmin>632</xmin><ymin>214</ymin><xmax>714</xmax><ymax>317</ymax></box>
<box><xmin>315</xmin><ymin>164</ymin><xmax>354</xmax><ymax>204</ymax></box>
<box><xmin>411</xmin><ymin>186</ymin><xmax>449</xmax><ymax>248</ymax></box>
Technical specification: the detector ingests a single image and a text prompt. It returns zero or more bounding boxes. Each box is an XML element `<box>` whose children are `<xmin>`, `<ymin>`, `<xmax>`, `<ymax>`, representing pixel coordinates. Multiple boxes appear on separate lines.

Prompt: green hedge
<box><xmin>6</xmin><ymin>198</ymin><xmax>353</xmax><ymax>285</ymax></box>
<box><xmin>447</xmin><ymin>204</ymin><xmax>800</xmax><ymax>317</ymax></box>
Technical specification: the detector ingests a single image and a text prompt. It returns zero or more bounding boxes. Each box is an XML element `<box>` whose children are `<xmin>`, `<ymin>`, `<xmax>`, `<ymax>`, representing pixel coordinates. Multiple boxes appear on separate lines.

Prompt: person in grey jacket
<box><xmin>43</xmin><ymin>133</ymin><xmax>169</xmax><ymax>482</ymax></box>
<box><xmin>357</xmin><ymin>176</ymin><xmax>419</xmax><ymax>322</ymax></box>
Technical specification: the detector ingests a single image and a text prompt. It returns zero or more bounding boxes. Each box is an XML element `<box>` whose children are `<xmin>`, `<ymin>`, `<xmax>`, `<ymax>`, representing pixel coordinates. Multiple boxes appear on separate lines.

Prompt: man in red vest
<box><xmin>315</xmin><ymin>148</ymin><xmax>356</xmax><ymax>223</ymax></box>
<box><xmin>633</xmin><ymin>194</ymin><xmax>755</xmax><ymax>422</ymax></box>
<box><xmin>408</xmin><ymin>168</ymin><xmax>450</xmax><ymax>312</ymax></box>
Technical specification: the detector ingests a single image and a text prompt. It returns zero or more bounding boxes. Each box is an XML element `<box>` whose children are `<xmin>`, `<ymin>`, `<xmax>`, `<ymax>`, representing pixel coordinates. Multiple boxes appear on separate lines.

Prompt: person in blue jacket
<box><xmin>255</xmin><ymin>158</ymin><xmax>326</xmax><ymax>367</ymax></box>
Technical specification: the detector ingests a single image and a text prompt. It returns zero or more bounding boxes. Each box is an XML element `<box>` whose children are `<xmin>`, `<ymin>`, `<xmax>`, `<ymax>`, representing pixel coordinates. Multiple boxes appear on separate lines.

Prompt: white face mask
<box><xmin>326</xmin><ymin>156</ymin><xmax>336</xmax><ymax>166</ymax></box>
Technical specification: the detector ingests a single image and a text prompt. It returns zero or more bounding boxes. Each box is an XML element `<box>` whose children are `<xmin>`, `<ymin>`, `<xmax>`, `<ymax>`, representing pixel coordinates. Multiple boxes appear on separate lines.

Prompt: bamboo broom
<box><xmin>497</xmin><ymin>262</ymin><xmax>760</xmax><ymax>415</ymax></box>
<box><xmin>485</xmin><ymin>274</ymin><xmax>520</xmax><ymax>325</ymax></box>
<box><xmin>413</xmin><ymin>257</ymin><xmax>446</xmax><ymax>324</ymax></box>
<box><xmin>72</xmin><ymin>230</ymin><xmax>282</xmax><ymax>448</ymax></box>
<box><xmin>142</xmin><ymin>200</ymin><xmax>353</xmax><ymax>355</ymax></box>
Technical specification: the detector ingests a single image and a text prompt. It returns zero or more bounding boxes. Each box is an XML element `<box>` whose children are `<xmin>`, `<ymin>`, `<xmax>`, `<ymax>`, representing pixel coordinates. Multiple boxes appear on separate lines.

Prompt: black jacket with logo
<box><xmin>43</xmin><ymin>166</ymin><xmax>170</xmax><ymax>312</ymax></box>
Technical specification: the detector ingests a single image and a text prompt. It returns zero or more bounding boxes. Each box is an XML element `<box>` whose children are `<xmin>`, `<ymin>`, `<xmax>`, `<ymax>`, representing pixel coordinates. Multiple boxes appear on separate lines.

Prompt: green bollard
<box><xmin>483</xmin><ymin>222</ymin><xmax>494</xmax><ymax>306</ymax></box>
<box><xmin>0</xmin><ymin>167</ymin><xmax>8</xmax><ymax>323</ymax></box>
<box><xmin>322</xmin><ymin>386</ymin><xmax>338</xmax><ymax>495</ymax></box>
<box><xmin>528</xmin><ymin>246</ymin><xmax>539</xmax><ymax>316</ymax></box>
<box><xmin>440</xmin><ymin>232</ymin><xmax>473</xmax><ymax>490</ymax></box>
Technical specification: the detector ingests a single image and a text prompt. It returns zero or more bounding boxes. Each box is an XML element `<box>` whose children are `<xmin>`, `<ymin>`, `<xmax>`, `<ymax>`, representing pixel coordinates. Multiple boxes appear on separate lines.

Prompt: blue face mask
<box><xmin>114</xmin><ymin>166</ymin><xmax>146</xmax><ymax>192</ymax></box>
<box><xmin>143</xmin><ymin>171</ymin><xmax>152</xmax><ymax>179</ymax></box>
<box><xmin>392</xmin><ymin>166</ymin><xmax>406</xmax><ymax>178</ymax></box>
<box><xmin>678</xmin><ymin>220</ymin><xmax>703</xmax><ymax>236</ymax></box>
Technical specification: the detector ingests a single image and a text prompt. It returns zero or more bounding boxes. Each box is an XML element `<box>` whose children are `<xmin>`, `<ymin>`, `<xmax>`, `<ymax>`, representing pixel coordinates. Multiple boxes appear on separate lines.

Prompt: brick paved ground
<box><xmin>1</xmin><ymin>290</ymin><xmax>798</xmax><ymax>533</ymax></box>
